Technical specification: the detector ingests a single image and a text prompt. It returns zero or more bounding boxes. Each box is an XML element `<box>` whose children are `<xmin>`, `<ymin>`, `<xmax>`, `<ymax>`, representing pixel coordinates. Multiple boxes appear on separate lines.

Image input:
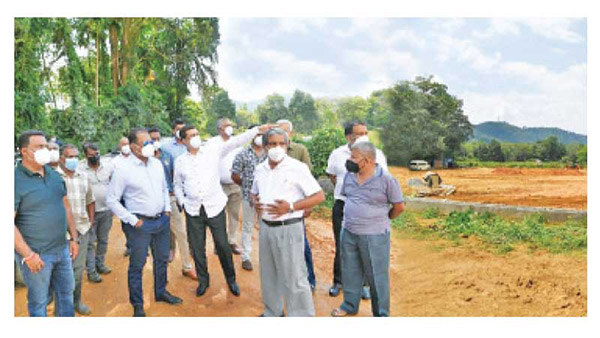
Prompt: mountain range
<box><xmin>471</xmin><ymin>122</ymin><xmax>587</xmax><ymax>145</ymax></box>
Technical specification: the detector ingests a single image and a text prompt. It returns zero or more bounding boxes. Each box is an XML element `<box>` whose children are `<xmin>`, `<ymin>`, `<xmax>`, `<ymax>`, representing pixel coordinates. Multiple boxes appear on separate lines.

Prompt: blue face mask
<box><xmin>65</xmin><ymin>158</ymin><xmax>79</xmax><ymax>171</ymax></box>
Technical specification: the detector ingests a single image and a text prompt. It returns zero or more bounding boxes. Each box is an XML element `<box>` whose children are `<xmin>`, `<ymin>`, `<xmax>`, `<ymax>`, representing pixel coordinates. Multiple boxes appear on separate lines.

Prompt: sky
<box><xmin>213</xmin><ymin>18</ymin><xmax>587</xmax><ymax>135</ymax></box>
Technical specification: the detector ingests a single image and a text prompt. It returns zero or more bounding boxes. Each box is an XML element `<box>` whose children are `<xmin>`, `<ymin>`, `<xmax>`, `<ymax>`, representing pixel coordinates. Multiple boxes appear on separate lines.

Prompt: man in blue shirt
<box><xmin>331</xmin><ymin>141</ymin><xmax>404</xmax><ymax>317</ymax></box>
<box><xmin>106</xmin><ymin>128</ymin><xmax>182</xmax><ymax>317</ymax></box>
<box><xmin>14</xmin><ymin>130</ymin><xmax>80</xmax><ymax>317</ymax></box>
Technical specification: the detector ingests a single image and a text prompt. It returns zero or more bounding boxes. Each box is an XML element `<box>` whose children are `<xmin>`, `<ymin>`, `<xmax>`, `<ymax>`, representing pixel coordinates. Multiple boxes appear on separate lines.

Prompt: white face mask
<box><xmin>224</xmin><ymin>126</ymin><xmax>234</xmax><ymax>136</ymax></box>
<box><xmin>141</xmin><ymin>143</ymin><xmax>155</xmax><ymax>158</ymax></box>
<box><xmin>49</xmin><ymin>149</ymin><xmax>60</xmax><ymax>163</ymax></box>
<box><xmin>354</xmin><ymin>135</ymin><xmax>370</xmax><ymax>145</ymax></box>
<box><xmin>121</xmin><ymin>145</ymin><xmax>131</xmax><ymax>155</ymax></box>
<box><xmin>254</xmin><ymin>136</ymin><xmax>263</xmax><ymax>147</ymax></box>
<box><xmin>190</xmin><ymin>136</ymin><xmax>202</xmax><ymax>149</ymax></box>
<box><xmin>33</xmin><ymin>148</ymin><xmax>51</xmax><ymax>166</ymax></box>
<box><xmin>268</xmin><ymin>146</ymin><xmax>286</xmax><ymax>163</ymax></box>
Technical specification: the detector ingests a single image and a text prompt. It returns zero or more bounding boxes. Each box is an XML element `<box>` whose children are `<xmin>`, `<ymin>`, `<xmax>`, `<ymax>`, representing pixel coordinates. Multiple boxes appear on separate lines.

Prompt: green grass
<box><xmin>391</xmin><ymin>209</ymin><xmax>587</xmax><ymax>255</ymax></box>
<box><xmin>456</xmin><ymin>159</ymin><xmax>569</xmax><ymax>169</ymax></box>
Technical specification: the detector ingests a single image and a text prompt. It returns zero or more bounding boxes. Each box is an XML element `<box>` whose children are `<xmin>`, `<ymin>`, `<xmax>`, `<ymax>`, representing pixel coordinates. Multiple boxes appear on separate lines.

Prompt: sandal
<box><xmin>331</xmin><ymin>308</ymin><xmax>350</xmax><ymax>317</ymax></box>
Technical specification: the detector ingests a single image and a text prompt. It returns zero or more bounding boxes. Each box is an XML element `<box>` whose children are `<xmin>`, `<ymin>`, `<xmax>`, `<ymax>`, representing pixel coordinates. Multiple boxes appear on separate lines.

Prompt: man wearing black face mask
<box><xmin>79</xmin><ymin>143</ymin><xmax>113</xmax><ymax>283</ymax></box>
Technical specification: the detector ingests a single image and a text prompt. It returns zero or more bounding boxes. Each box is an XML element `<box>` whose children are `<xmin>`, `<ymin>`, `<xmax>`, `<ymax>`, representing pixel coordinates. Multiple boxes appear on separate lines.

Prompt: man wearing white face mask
<box><xmin>251</xmin><ymin>128</ymin><xmax>325</xmax><ymax>317</ymax></box>
<box><xmin>107</xmin><ymin>128</ymin><xmax>181</xmax><ymax>317</ymax></box>
<box><xmin>207</xmin><ymin>118</ymin><xmax>244</xmax><ymax>255</ymax></box>
<box><xmin>110</xmin><ymin>136</ymin><xmax>131</xmax><ymax>171</ymax></box>
<box><xmin>14</xmin><ymin>130</ymin><xmax>80</xmax><ymax>317</ymax></box>
<box><xmin>174</xmin><ymin>123</ymin><xmax>274</xmax><ymax>297</ymax></box>
<box><xmin>57</xmin><ymin>144</ymin><xmax>96</xmax><ymax>315</ymax></box>
<box><xmin>325</xmin><ymin>121</ymin><xmax>388</xmax><ymax>299</ymax></box>
<box><xmin>47</xmin><ymin>141</ymin><xmax>60</xmax><ymax>170</ymax></box>
<box><xmin>231</xmin><ymin>125</ymin><xmax>266</xmax><ymax>271</ymax></box>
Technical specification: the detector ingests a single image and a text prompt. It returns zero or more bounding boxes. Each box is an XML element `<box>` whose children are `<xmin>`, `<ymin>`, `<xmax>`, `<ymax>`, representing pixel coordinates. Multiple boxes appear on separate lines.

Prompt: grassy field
<box><xmin>456</xmin><ymin>159</ymin><xmax>575</xmax><ymax>168</ymax></box>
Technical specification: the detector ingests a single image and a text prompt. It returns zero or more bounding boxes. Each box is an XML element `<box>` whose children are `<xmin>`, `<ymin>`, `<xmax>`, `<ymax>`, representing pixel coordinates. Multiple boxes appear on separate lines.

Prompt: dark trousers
<box><xmin>332</xmin><ymin>199</ymin><xmax>345</xmax><ymax>284</ymax></box>
<box><xmin>303</xmin><ymin>222</ymin><xmax>316</xmax><ymax>287</ymax></box>
<box><xmin>185</xmin><ymin>206</ymin><xmax>236</xmax><ymax>287</ymax></box>
<box><xmin>123</xmin><ymin>214</ymin><xmax>170</xmax><ymax>307</ymax></box>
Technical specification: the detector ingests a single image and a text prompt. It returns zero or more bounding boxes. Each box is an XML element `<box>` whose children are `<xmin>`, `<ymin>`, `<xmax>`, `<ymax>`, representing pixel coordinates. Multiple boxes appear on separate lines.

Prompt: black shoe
<box><xmin>96</xmin><ymin>265</ymin><xmax>111</xmax><ymax>275</ymax></box>
<box><xmin>196</xmin><ymin>284</ymin><xmax>209</xmax><ymax>297</ymax></box>
<box><xmin>133</xmin><ymin>305</ymin><xmax>146</xmax><ymax>317</ymax></box>
<box><xmin>227</xmin><ymin>281</ymin><xmax>241</xmax><ymax>296</ymax></box>
<box><xmin>87</xmin><ymin>272</ymin><xmax>103</xmax><ymax>283</ymax></box>
<box><xmin>124</xmin><ymin>248</ymin><xmax>131</xmax><ymax>257</ymax></box>
<box><xmin>241</xmin><ymin>260</ymin><xmax>253</xmax><ymax>271</ymax></box>
<box><xmin>329</xmin><ymin>283</ymin><xmax>342</xmax><ymax>297</ymax></box>
<box><xmin>156</xmin><ymin>291</ymin><xmax>183</xmax><ymax>305</ymax></box>
<box><xmin>310</xmin><ymin>283</ymin><xmax>316</xmax><ymax>293</ymax></box>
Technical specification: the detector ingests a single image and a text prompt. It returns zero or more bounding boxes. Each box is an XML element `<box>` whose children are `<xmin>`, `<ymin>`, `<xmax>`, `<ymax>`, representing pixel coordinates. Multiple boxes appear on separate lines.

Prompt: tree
<box><xmin>336</xmin><ymin>96</ymin><xmax>369</xmax><ymax>124</ymax></box>
<box><xmin>256</xmin><ymin>93</ymin><xmax>288</xmax><ymax>124</ymax></box>
<box><xmin>235</xmin><ymin>104</ymin><xmax>258</xmax><ymax>128</ymax></box>
<box><xmin>305</xmin><ymin>127</ymin><xmax>346</xmax><ymax>178</ymax></box>
<box><xmin>315</xmin><ymin>98</ymin><xmax>338</xmax><ymax>127</ymax></box>
<box><xmin>205</xmin><ymin>89</ymin><xmax>236</xmax><ymax>135</ymax></box>
<box><xmin>537</xmin><ymin>135</ymin><xmax>566</xmax><ymax>161</ymax></box>
<box><xmin>288</xmin><ymin>89</ymin><xmax>319</xmax><ymax>134</ymax></box>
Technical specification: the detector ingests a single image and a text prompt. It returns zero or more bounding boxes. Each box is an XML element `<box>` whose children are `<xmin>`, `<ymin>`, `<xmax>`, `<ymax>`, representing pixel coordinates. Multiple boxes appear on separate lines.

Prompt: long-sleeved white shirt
<box><xmin>174</xmin><ymin>127</ymin><xmax>259</xmax><ymax>218</ymax></box>
<box><xmin>106</xmin><ymin>155</ymin><xmax>171</xmax><ymax>226</ymax></box>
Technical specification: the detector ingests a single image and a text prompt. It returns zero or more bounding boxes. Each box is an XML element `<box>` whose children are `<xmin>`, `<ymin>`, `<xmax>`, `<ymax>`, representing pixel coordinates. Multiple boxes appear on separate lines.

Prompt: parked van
<box><xmin>409</xmin><ymin>160</ymin><xmax>430</xmax><ymax>171</ymax></box>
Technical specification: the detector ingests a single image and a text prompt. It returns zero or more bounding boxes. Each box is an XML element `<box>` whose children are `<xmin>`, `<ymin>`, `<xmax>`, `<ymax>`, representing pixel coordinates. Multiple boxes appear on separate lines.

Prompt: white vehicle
<box><xmin>409</xmin><ymin>160</ymin><xmax>430</xmax><ymax>171</ymax></box>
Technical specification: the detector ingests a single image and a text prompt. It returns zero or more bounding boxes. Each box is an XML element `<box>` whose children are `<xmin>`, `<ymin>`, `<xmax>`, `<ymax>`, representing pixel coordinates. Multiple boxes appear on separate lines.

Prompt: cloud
<box><xmin>472</xmin><ymin>18</ymin><xmax>521</xmax><ymax>39</ymax></box>
<box><xmin>521</xmin><ymin>18</ymin><xmax>584</xmax><ymax>43</ymax></box>
<box><xmin>276</xmin><ymin>18</ymin><xmax>327</xmax><ymax>34</ymax></box>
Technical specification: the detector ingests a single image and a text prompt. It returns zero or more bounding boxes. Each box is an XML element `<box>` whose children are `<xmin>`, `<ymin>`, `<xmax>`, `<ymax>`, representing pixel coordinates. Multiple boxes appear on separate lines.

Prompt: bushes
<box><xmin>305</xmin><ymin>126</ymin><xmax>346</xmax><ymax>178</ymax></box>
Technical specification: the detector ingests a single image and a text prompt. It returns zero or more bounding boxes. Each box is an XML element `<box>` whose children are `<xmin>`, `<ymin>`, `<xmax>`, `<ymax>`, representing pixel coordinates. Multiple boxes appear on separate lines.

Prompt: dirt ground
<box><xmin>390</xmin><ymin>167</ymin><xmax>587</xmax><ymax>210</ymax></box>
<box><xmin>14</xmin><ymin>167</ymin><xmax>587</xmax><ymax>317</ymax></box>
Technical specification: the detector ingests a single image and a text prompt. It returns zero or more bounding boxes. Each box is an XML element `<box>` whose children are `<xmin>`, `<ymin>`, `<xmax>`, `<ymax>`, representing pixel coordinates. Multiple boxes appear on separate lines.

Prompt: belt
<box><xmin>134</xmin><ymin>213</ymin><xmax>163</xmax><ymax>221</ymax></box>
<box><xmin>262</xmin><ymin>217</ymin><xmax>303</xmax><ymax>227</ymax></box>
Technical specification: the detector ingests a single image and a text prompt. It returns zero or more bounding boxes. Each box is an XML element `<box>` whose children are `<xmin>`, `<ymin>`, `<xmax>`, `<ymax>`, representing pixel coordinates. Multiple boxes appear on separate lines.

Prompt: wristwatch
<box><xmin>289</xmin><ymin>202</ymin><xmax>294</xmax><ymax>213</ymax></box>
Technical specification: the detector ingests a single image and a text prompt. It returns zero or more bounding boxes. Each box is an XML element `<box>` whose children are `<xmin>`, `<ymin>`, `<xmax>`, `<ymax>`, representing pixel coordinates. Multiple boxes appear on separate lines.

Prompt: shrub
<box><xmin>305</xmin><ymin>126</ymin><xmax>346</xmax><ymax>178</ymax></box>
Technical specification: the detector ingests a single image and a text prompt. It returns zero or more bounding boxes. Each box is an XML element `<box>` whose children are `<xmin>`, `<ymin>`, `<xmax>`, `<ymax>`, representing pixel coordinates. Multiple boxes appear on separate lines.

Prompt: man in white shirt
<box><xmin>251</xmin><ymin>128</ymin><xmax>325</xmax><ymax>317</ymax></box>
<box><xmin>174</xmin><ymin>123</ymin><xmax>274</xmax><ymax>298</ymax></box>
<box><xmin>108</xmin><ymin>136</ymin><xmax>134</xmax><ymax>257</ymax></box>
<box><xmin>325</xmin><ymin>121</ymin><xmax>388</xmax><ymax>299</ymax></box>
<box><xmin>206</xmin><ymin>118</ymin><xmax>243</xmax><ymax>255</ymax></box>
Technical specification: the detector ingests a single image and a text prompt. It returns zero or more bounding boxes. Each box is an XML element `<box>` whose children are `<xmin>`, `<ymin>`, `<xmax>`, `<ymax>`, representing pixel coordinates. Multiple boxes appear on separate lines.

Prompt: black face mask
<box><xmin>88</xmin><ymin>154</ymin><xmax>100</xmax><ymax>166</ymax></box>
<box><xmin>345</xmin><ymin>159</ymin><xmax>360</xmax><ymax>173</ymax></box>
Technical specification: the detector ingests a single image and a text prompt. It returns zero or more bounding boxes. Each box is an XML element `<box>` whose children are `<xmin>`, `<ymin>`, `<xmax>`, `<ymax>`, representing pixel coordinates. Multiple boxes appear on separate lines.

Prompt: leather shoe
<box><xmin>361</xmin><ymin>286</ymin><xmax>371</xmax><ymax>300</ymax></box>
<box><xmin>182</xmin><ymin>269</ymin><xmax>198</xmax><ymax>281</ymax></box>
<box><xmin>75</xmin><ymin>301</ymin><xmax>92</xmax><ymax>315</ymax></box>
<box><xmin>96</xmin><ymin>265</ymin><xmax>111</xmax><ymax>275</ymax></box>
<box><xmin>227</xmin><ymin>281</ymin><xmax>241</xmax><ymax>296</ymax></box>
<box><xmin>230</xmin><ymin>244</ymin><xmax>242</xmax><ymax>255</ymax></box>
<box><xmin>196</xmin><ymin>284</ymin><xmax>209</xmax><ymax>297</ymax></box>
<box><xmin>133</xmin><ymin>305</ymin><xmax>146</xmax><ymax>317</ymax></box>
<box><xmin>87</xmin><ymin>272</ymin><xmax>103</xmax><ymax>283</ymax></box>
<box><xmin>241</xmin><ymin>260</ymin><xmax>253</xmax><ymax>271</ymax></box>
<box><xmin>329</xmin><ymin>283</ymin><xmax>342</xmax><ymax>297</ymax></box>
<box><xmin>156</xmin><ymin>291</ymin><xmax>183</xmax><ymax>305</ymax></box>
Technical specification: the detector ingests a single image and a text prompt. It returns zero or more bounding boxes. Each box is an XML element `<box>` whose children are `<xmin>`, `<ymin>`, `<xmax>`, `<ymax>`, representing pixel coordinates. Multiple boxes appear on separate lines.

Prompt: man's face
<box><xmin>265</xmin><ymin>134</ymin><xmax>287</xmax><ymax>151</ymax></box>
<box><xmin>173</xmin><ymin>124</ymin><xmax>184</xmax><ymax>137</ymax></box>
<box><xmin>47</xmin><ymin>143</ymin><xmax>59</xmax><ymax>152</ymax></box>
<box><xmin>219</xmin><ymin>120</ymin><xmax>233</xmax><ymax>134</ymax></box>
<box><xmin>130</xmin><ymin>132</ymin><xmax>150</xmax><ymax>157</ymax></box>
<box><xmin>348</xmin><ymin>124</ymin><xmax>368</xmax><ymax>145</ymax></box>
<box><xmin>85</xmin><ymin>147</ymin><xmax>99</xmax><ymax>158</ymax></box>
<box><xmin>22</xmin><ymin>135</ymin><xmax>47</xmax><ymax>162</ymax></box>
<box><xmin>183</xmin><ymin>128</ymin><xmax>199</xmax><ymax>148</ymax></box>
<box><xmin>149</xmin><ymin>131</ymin><xmax>161</xmax><ymax>143</ymax></box>
<box><xmin>349</xmin><ymin>149</ymin><xmax>370</xmax><ymax>172</ymax></box>
<box><xmin>61</xmin><ymin>147</ymin><xmax>79</xmax><ymax>164</ymax></box>
<box><xmin>119</xmin><ymin>137</ymin><xmax>129</xmax><ymax>149</ymax></box>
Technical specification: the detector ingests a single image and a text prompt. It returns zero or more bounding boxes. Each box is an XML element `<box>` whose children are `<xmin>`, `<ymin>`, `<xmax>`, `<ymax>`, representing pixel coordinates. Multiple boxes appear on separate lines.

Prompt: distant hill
<box><xmin>472</xmin><ymin>122</ymin><xmax>587</xmax><ymax>145</ymax></box>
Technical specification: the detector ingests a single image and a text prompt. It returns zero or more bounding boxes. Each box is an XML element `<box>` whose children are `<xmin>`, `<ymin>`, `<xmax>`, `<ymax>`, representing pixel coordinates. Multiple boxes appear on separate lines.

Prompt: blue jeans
<box><xmin>122</xmin><ymin>214</ymin><xmax>170</xmax><ymax>307</ymax></box>
<box><xmin>16</xmin><ymin>245</ymin><xmax>75</xmax><ymax>317</ymax></box>
<box><xmin>303</xmin><ymin>222</ymin><xmax>316</xmax><ymax>287</ymax></box>
<box><xmin>339</xmin><ymin>228</ymin><xmax>390</xmax><ymax>317</ymax></box>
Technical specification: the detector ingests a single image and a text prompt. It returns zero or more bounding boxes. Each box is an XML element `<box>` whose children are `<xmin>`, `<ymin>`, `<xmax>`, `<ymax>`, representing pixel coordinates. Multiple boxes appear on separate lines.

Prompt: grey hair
<box><xmin>262</xmin><ymin>128</ymin><xmax>290</xmax><ymax>147</ymax></box>
<box><xmin>351</xmin><ymin>141</ymin><xmax>376</xmax><ymax>161</ymax></box>
<box><xmin>216</xmin><ymin>117</ymin><xmax>230</xmax><ymax>131</ymax></box>
<box><xmin>60</xmin><ymin>143</ymin><xmax>78</xmax><ymax>156</ymax></box>
<box><xmin>276</xmin><ymin>119</ymin><xmax>293</xmax><ymax>132</ymax></box>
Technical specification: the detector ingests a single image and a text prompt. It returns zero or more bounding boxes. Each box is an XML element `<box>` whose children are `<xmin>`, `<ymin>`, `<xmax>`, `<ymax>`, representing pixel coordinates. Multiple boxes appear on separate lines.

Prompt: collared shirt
<box><xmin>174</xmin><ymin>127</ymin><xmax>260</xmax><ymax>218</ymax></box>
<box><xmin>287</xmin><ymin>141</ymin><xmax>313</xmax><ymax>172</ymax></box>
<box><xmin>341</xmin><ymin>165</ymin><xmax>404</xmax><ymax>235</ymax></box>
<box><xmin>78</xmin><ymin>157</ymin><xmax>112</xmax><ymax>212</ymax></box>
<box><xmin>14</xmin><ymin>163</ymin><xmax>68</xmax><ymax>254</ymax></box>
<box><xmin>207</xmin><ymin>135</ymin><xmax>244</xmax><ymax>184</ymax></box>
<box><xmin>231</xmin><ymin>146</ymin><xmax>266</xmax><ymax>203</ymax></box>
<box><xmin>251</xmin><ymin>155</ymin><xmax>322</xmax><ymax>222</ymax></box>
<box><xmin>326</xmin><ymin>143</ymin><xmax>388</xmax><ymax>201</ymax></box>
<box><xmin>109</xmin><ymin>153</ymin><xmax>131</xmax><ymax>172</ymax></box>
<box><xmin>161</xmin><ymin>138</ymin><xmax>187</xmax><ymax>160</ymax></box>
<box><xmin>106</xmin><ymin>155</ymin><xmax>171</xmax><ymax>226</ymax></box>
<box><xmin>157</xmin><ymin>150</ymin><xmax>174</xmax><ymax>193</ymax></box>
<box><xmin>57</xmin><ymin>167</ymin><xmax>95</xmax><ymax>235</ymax></box>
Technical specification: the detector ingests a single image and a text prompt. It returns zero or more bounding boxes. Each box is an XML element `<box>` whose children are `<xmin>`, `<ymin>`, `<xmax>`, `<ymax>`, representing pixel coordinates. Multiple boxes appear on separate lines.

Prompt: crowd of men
<box><xmin>14</xmin><ymin>118</ymin><xmax>404</xmax><ymax>317</ymax></box>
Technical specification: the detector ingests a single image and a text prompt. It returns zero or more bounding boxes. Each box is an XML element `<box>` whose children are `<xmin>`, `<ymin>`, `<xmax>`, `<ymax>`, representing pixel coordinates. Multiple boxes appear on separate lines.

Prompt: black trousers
<box><xmin>185</xmin><ymin>206</ymin><xmax>236</xmax><ymax>287</ymax></box>
<box><xmin>332</xmin><ymin>199</ymin><xmax>345</xmax><ymax>285</ymax></box>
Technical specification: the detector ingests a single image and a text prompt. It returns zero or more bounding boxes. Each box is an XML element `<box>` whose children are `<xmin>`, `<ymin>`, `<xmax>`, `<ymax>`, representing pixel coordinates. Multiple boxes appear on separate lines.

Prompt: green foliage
<box><xmin>256</xmin><ymin>93</ymin><xmax>289</xmax><ymax>124</ymax></box>
<box><xmin>455</xmin><ymin>159</ymin><xmax>566</xmax><ymax>168</ymax></box>
<box><xmin>305</xmin><ymin>126</ymin><xmax>346</xmax><ymax>178</ymax></box>
<box><xmin>423</xmin><ymin>207</ymin><xmax>440</xmax><ymax>219</ymax></box>
<box><xmin>204</xmin><ymin>89</ymin><xmax>236</xmax><ymax>135</ymax></box>
<box><xmin>288</xmin><ymin>89</ymin><xmax>319</xmax><ymax>134</ymax></box>
<box><xmin>336</xmin><ymin>96</ymin><xmax>369</xmax><ymax>124</ymax></box>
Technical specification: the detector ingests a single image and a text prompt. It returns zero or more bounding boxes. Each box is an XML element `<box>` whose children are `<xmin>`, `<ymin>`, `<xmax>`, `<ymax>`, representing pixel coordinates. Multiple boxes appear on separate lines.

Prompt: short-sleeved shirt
<box><xmin>341</xmin><ymin>165</ymin><xmax>404</xmax><ymax>235</ymax></box>
<box><xmin>161</xmin><ymin>138</ymin><xmax>187</xmax><ymax>161</ymax></box>
<box><xmin>231</xmin><ymin>146</ymin><xmax>266</xmax><ymax>203</ymax></box>
<box><xmin>287</xmin><ymin>142</ymin><xmax>313</xmax><ymax>172</ymax></box>
<box><xmin>251</xmin><ymin>155</ymin><xmax>322</xmax><ymax>222</ymax></box>
<box><xmin>57</xmin><ymin>167</ymin><xmax>95</xmax><ymax>235</ymax></box>
<box><xmin>326</xmin><ymin>144</ymin><xmax>388</xmax><ymax>201</ymax></box>
<box><xmin>78</xmin><ymin>158</ymin><xmax>112</xmax><ymax>212</ymax></box>
<box><xmin>14</xmin><ymin>163</ymin><xmax>68</xmax><ymax>254</ymax></box>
